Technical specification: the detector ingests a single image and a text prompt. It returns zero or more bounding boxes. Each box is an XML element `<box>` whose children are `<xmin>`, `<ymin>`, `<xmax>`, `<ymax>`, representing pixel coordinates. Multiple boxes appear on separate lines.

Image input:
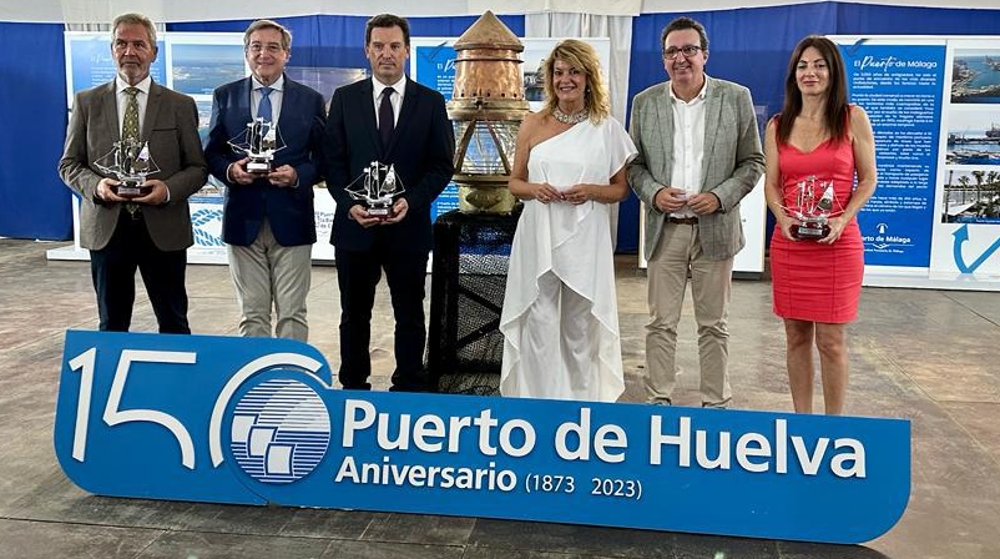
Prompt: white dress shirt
<box><xmin>251</xmin><ymin>75</ymin><xmax>285</xmax><ymax>124</ymax></box>
<box><xmin>668</xmin><ymin>79</ymin><xmax>708</xmax><ymax>219</ymax></box>
<box><xmin>371</xmin><ymin>75</ymin><xmax>406</xmax><ymax>128</ymax></box>
<box><xmin>115</xmin><ymin>75</ymin><xmax>151</xmax><ymax>136</ymax></box>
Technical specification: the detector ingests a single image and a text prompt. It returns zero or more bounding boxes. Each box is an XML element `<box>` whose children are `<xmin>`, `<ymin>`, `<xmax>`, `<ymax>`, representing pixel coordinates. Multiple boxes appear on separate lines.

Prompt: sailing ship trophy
<box><xmin>345</xmin><ymin>161</ymin><xmax>405</xmax><ymax>218</ymax></box>
<box><xmin>787</xmin><ymin>175</ymin><xmax>837</xmax><ymax>240</ymax></box>
<box><xmin>229</xmin><ymin>117</ymin><xmax>285</xmax><ymax>173</ymax></box>
<box><xmin>94</xmin><ymin>138</ymin><xmax>159</xmax><ymax>198</ymax></box>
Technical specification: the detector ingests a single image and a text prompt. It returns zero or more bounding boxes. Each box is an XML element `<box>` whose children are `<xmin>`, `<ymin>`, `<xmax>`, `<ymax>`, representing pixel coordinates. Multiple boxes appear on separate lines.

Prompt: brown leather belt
<box><xmin>667</xmin><ymin>216</ymin><xmax>698</xmax><ymax>225</ymax></box>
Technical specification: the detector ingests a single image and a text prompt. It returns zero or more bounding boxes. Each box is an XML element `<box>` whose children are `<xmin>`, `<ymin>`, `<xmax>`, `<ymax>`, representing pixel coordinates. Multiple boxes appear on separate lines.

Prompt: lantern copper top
<box><xmin>453</xmin><ymin>11</ymin><xmax>523</xmax><ymax>53</ymax></box>
<box><xmin>450</xmin><ymin>11</ymin><xmax>529</xmax><ymax>112</ymax></box>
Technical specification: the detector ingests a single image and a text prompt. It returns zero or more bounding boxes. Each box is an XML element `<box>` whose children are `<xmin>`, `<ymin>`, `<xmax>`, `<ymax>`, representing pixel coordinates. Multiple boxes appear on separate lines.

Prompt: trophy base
<box><xmin>246</xmin><ymin>160</ymin><xmax>271</xmax><ymax>174</ymax></box>
<box><xmin>112</xmin><ymin>183</ymin><xmax>152</xmax><ymax>199</ymax></box>
<box><xmin>792</xmin><ymin>223</ymin><xmax>831</xmax><ymax>240</ymax></box>
<box><xmin>367</xmin><ymin>205</ymin><xmax>394</xmax><ymax>219</ymax></box>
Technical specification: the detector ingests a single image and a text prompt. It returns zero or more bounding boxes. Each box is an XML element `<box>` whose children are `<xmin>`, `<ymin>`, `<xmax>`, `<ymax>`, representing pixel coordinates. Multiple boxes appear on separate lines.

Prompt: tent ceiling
<box><xmin>3</xmin><ymin>0</ymin><xmax>996</xmax><ymax>24</ymax></box>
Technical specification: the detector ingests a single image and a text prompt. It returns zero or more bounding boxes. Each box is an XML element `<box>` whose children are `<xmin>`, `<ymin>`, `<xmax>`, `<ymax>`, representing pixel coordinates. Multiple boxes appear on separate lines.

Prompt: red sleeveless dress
<box><xmin>770</xmin><ymin>133</ymin><xmax>864</xmax><ymax>324</ymax></box>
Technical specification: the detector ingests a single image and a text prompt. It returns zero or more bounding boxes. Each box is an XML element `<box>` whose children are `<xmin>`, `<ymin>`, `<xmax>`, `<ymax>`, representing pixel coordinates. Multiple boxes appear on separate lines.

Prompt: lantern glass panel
<box><xmin>454</xmin><ymin>120</ymin><xmax>519</xmax><ymax>176</ymax></box>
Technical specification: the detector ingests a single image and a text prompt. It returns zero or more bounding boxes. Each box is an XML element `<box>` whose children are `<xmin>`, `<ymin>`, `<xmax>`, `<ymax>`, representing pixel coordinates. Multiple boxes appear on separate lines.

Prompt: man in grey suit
<box><xmin>628</xmin><ymin>16</ymin><xmax>764</xmax><ymax>408</ymax></box>
<box><xmin>59</xmin><ymin>13</ymin><xmax>208</xmax><ymax>334</ymax></box>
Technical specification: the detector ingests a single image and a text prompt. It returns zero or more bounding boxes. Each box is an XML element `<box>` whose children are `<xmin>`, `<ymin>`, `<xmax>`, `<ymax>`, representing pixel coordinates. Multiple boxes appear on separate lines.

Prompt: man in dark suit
<box><xmin>58</xmin><ymin>12</ymin><xmax>207</xmax><ymax>334</ymax></box>
<box><xmin>204</xmin><ymin>19</ymin><xmax>326</xmax><ymax>341</ymax></box>
<box><xmin>324</xmin><ymin>13</ymin><xmax>455</xmax><ymax>391</ymax></box>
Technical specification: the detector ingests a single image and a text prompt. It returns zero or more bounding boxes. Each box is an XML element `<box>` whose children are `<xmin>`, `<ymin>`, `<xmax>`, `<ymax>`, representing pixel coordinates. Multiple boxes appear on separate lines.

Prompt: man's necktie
<box><xmin>122</xmin><ymin>87</ymin><xmax>140</xmax><ymax>142</ymax></box>
<box><xmin>379</xmin><ymin>88</ymin><xmax>394</xmax><ymax>149</ymax></box>
<box><xmin>122</xmin><ymin>87</ymin><xmax>141</xmax><ymax>216</ymax></box>
<box><xmin>258</xmin><ymin>86</ymin><xmax>273</xmax><ymax>123</ymax></box>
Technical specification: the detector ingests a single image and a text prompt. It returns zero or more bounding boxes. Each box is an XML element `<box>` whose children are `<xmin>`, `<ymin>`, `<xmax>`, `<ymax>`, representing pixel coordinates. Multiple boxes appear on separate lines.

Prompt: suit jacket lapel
<box><xmin>274</xmin><ymin>77</ymin><xmax>295</xmax><ymax>165</ymax></box>
<box><xmin>239</xmin><ymin>77</ymin><xmax>254</xmax><ymax>124</ymax></box>
<box><xmin>142</xmin><ymin>82</ymin><xmax>163</xmax><ymax>143</ymax></box>
<box><xmin>700</xmin><ymin>76</ymin><xmax>722</xmax><ymax>189</ymax></box>
<box><xmin>102</xmin><ymin>81</ymin><xmax>120</xmax><ymax>142</ymax></box>
<box><xmin>275</xmin><ymin>75</ymin><xmax>300</xmax><ymax>129</ymax></box>
<box><xmin>387</xmin><ymin>78</ymin><xmax>419</xmax><ymax>157</ymax></box>
<box><xmin>657</xmin><ymin>82</ymin><xmax>674</xmax><ymax>180</ymax></box>
<box><xmin>358</xmin><ymin>79</ymin><xmax>382</xmax><ymax>157</ymax></box>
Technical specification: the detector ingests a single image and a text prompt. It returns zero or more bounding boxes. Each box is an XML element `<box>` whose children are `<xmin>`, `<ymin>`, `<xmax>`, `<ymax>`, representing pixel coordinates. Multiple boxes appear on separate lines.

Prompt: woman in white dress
<box><xmin>500</xmin><ymin>39</ymin><xmax>637</xmax><ymax>402</ymax></box>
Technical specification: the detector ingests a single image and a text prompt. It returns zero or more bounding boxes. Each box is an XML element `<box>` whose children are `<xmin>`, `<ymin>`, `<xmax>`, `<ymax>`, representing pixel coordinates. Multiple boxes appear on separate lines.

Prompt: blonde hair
<box><xmin>540</xmin><ymin>39</ymin><xmax>610</xmax><ymax>123</ymax></box>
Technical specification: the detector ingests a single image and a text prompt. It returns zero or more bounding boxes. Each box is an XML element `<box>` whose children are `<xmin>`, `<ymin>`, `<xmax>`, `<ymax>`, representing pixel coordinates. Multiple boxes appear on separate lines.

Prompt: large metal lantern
<box><xmin>448</xmin><ymin>11</ymin><xmax>530</xmax><ymax>214</ymax></box>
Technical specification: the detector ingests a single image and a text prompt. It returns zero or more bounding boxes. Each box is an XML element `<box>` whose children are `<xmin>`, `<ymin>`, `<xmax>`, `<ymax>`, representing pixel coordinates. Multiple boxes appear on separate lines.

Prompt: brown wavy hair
<box><xmin>776</xmin><ymin>36</ymin><xmax>849</xmax><ymax>145</ymax></box>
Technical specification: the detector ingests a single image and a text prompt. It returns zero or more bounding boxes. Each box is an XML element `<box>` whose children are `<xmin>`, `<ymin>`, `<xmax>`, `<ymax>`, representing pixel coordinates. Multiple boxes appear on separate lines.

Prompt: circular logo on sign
<box><xmin>229</xmin><ymin>377</ymin><xmax>330</xmax><ymax>484</ymax></box>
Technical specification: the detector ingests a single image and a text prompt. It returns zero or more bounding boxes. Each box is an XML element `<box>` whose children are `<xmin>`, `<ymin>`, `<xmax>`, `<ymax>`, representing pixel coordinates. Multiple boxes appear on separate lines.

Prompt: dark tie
<box><xmin>379</xmin><ymin>88</ymin><xmax>394</xmax><ymax>149</ymax></box>
<box><xmin>258</xmin><ymin>86</ymin><xmax>273</xmax><ymax>123</ymax></box>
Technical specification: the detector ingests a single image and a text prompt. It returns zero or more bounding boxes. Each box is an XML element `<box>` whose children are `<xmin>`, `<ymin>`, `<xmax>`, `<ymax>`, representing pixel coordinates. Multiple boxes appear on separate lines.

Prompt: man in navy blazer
<box><xmin>324</xmin><ymin>13</ymin><xmax>455</xmax><ymax>391</ymax></box>
<box><xmin>205</xmin><ymin>19</ymin><xmax>326</xmax><ymax>341</ymax></box>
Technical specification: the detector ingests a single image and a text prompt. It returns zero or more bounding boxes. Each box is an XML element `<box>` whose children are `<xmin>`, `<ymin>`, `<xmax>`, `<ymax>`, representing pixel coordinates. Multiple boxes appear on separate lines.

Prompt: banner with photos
<box><xmin>835</xmin><ymin>35</ymin><xmax>1000</xmax><ymax>290</ymax></box>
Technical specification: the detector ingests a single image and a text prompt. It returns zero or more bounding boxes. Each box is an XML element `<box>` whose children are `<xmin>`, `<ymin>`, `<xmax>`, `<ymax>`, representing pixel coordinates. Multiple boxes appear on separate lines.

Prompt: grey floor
<box><xmin>2</xmin><ymin>237</ymin><xmax>999</xmax><ymax>558</ymax></box>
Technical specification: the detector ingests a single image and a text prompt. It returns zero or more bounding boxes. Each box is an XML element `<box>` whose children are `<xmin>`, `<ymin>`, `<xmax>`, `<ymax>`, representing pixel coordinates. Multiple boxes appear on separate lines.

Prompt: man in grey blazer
<box><xmin>628</xmin><ymin>16</ymin><xmax>764</xmax><ymax>408</ymax></box>
<box><xmin>59</xmin><ymin>13</ymin><xmax>208</xmax><ymax>334</ymax></box>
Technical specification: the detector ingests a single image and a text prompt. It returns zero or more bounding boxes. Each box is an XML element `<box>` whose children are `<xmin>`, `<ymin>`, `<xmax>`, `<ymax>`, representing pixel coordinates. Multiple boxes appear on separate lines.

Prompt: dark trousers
<box><xmin>335</xmin><ymin>243</ymin><xmax>429</xmax><ymax>391</ymax></box>
<box><xmin>89</xmin><ymin>210</ymin><xmax>190</xmax><ymax>334</ymax></box>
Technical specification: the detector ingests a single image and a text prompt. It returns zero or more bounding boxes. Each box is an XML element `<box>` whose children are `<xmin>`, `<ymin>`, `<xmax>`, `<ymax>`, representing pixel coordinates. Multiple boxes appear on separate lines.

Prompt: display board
<box><xmin>834</xmin><ymin>36</ymin><xmax>1000</xmax><ymax>290</ymax></box>
<box><xmin>55</xmin><ymin>330</ymin><xmax>911</xmax><ymax>545</ymax></box>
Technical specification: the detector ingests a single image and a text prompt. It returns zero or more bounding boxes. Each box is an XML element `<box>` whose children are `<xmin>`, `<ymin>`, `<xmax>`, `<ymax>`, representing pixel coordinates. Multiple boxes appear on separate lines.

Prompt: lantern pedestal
<box><xmin>427</xmin><ymin>208</ymin><xmax>522</xmax><ymax>394</ymax></box>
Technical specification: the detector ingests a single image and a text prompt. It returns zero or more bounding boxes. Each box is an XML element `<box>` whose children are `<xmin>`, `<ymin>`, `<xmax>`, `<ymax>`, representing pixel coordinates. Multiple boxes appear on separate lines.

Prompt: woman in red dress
<box><xmin>763</xmin><ymin>36</ymin><xmax>877</xmax><ymax>415</ymax></box>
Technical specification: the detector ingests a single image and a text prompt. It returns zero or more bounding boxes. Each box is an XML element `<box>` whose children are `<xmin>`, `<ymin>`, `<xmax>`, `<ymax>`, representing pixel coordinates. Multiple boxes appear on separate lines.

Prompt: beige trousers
<box><xmin>227</xmin><ymin>219</ymin><xmax>312</xmax><ymax>341</ymax></box>
<box><xmin>645</xmin><ymin>222</ymin><xmax>733</xmax><ymax>406</ymax></box>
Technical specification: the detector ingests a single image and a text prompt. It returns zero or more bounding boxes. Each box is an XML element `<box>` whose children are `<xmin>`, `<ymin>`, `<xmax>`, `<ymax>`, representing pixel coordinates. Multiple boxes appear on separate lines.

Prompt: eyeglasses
<box><xmin>663</xmin><ymin>45</ymin><xmax>703</xmax><ymax>60</ymax></box>
<box><xmin>248</xmin><ymin>43</ymin><xmax>283</xmax><ymax>55</ymax></box>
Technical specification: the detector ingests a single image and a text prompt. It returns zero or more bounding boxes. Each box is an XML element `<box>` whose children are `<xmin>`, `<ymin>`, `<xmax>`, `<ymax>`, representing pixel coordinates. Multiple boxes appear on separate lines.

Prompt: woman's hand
<box><xmin>776</xmin><ymin>214</ymin><xmax>799</xmax><ymax>241</ymax></box>
<box><xmin>562</xmin><ymin>184</ymin><xmax>593</xmax><ymax>205</ymax></box>
<box><xmin>533</xmin><ymin>182</ymin><xmax>563</xmax><ymax>204</ymax></box>
<box><xmin>820</xmin><ymin>215</ymin><xmax>848</xmax><ymax>244</ymax></box>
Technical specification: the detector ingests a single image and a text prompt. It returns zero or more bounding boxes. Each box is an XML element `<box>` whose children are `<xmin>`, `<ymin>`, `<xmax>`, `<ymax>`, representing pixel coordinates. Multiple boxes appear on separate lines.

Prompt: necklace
<box><xmin>552</xmin><ymin>106</ymin><xmax>588</xmax><ymax>125</ymax></box>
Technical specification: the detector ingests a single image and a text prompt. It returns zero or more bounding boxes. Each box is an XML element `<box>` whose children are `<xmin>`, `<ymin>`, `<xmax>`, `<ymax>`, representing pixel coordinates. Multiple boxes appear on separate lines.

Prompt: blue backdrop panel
<box><xmin>836</xmin><ymin>3</ymin><xmax>1000</xmax><ymax>35</ymax></box>
<box><xmin>169</xmin><ymin>14</ymin><xmax>525</xmax><ymax>90</ymax></box>
<box><xmin>0</xmin><ymin>22</ymin><xmax>72</xmax><ymax>240</ymax></box>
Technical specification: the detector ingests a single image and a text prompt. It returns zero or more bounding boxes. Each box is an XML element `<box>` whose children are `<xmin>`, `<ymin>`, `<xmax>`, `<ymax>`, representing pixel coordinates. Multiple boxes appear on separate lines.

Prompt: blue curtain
<box><xmin>0</xmin><ymin>22</ymin><xmax>72</xmax><ymax>240</ymax></box>
<box><xmin>169</xmin><ymin>14</ymin><xmax>525</xmax><ymax>73</ymax></box>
